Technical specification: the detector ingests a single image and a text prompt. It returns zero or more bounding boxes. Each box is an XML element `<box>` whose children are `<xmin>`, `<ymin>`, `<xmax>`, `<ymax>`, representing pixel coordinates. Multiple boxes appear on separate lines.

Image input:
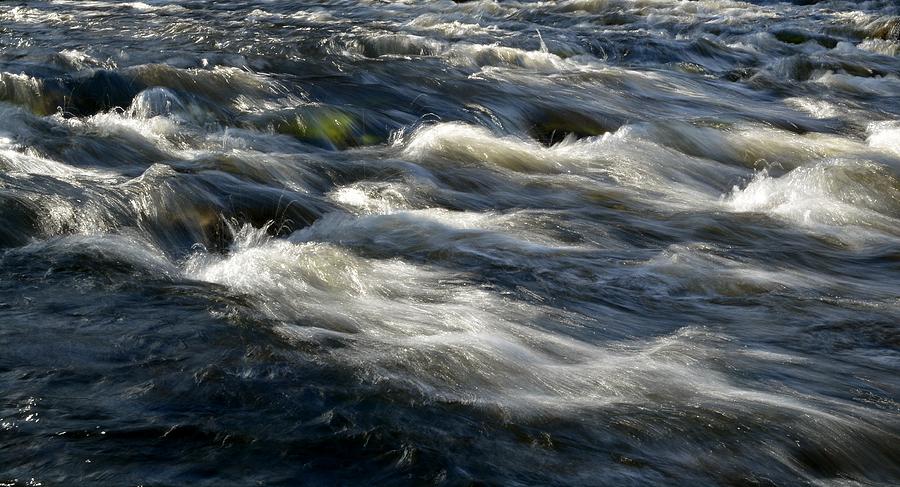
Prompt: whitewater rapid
<box><xmin>1</xmin><ymin>0</ymin><xmax>899</xmax><ymax>485</ymax></box>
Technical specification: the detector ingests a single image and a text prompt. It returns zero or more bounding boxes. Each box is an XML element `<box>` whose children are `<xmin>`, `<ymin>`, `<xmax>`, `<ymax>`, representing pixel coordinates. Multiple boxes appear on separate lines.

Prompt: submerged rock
<box><xmin>772</xmin><ymin>29</ymin><xmax>838</xmax><ymax>49</ymax></box>
<box><xmin>247</xmin><ymin>105</ymin><xmax>389</xmax><ymax>149</ymax></box>
<box><xmin>0</xmin><ymin>193</ymin><xmax>40</xmax><ymax>248</ymax></box>
<box><xmin>67</xmin><ymin>69</ymin><xmax>143</xmax><ymax>116</ymax></box>
<box><xmin>526</xmin><ymin>107</ymin><xmax>621</xmax><ymax>146</ymax></box>
<box><xmin>0</xmin><ymin>69</ymin><xmax>143</xmax><ymax>116</ymax></box>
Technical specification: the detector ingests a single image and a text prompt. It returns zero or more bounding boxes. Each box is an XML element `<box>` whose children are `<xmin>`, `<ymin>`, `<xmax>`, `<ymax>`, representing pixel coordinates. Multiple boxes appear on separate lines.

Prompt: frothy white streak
<box><xmin>725</xmin><ymin>160</ymin><xmax>900</xmax><ymax>240</ymax></box>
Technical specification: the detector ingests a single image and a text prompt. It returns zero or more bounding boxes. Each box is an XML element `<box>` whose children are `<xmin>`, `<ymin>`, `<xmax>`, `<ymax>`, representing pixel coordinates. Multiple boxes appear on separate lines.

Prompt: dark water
<box><xmin>1</xmin><ymin>0</ymin><xmax>899</xmax><ymax>485</ymax></box>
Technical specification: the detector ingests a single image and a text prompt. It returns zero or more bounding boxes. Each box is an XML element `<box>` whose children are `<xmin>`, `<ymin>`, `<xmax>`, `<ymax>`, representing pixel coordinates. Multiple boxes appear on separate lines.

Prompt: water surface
<box><xmin>1</xmin><ymin>0</ymin><xmax>899</xmax><ymax>485</ymax></box>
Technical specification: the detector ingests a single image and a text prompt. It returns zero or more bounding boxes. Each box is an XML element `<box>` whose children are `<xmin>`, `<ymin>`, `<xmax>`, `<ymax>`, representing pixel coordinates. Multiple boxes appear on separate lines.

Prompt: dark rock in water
<box><xmin>220</xmin><ymin>191</ymin><xmax>325</xmax><ymax>239</ymax></box>
<box><xmin>722</xmin><ymin>67</ymin><xmax>756</xmax><ymax>82</ymax></box>
<box><xmin>68</xmin><ymin>70</ymin><xmax>144</xmax><ymax>116</ymax></box>
<box><xmin>0</xmin><ymin>70</ymin><xmax>144</xmax><ymax>116</ymax></box>
<box><xmin>816</xmin><ymin>36</ymin><xmax>839</xmax><ymax>50</ymax></box>
<box><xmin>772</xmin><ymin>55</ymin><xmax>817</xmax><ymax>82</ymax></box>
<box><xmin>837</xmin><ymin>62</ymin><xmax>881</xmax><ymax>79</ymax></box>
<box><xmin>0</xmin><ymin>193</ymin><xmax>39</xmax><ymax>248</ymax></box>
<box><xmin>142</xmin><ymin>201</ymin><xmax>230</xmax><ymax>255</ymax></box>
<box><xmin>771</xmin><ymin>29</ymin><xmax>820</xmax><ymax>47</ymax></box>
<box><xmin>137</xmin><ymin>169</ymin><xmax>329</xmax><ymax>254</ymax></box>
<box><xmin>526</xmin><ymin>107</ymin><xmax>621</xmax><ymax>146</ymax></box>
<box><xmin>772</xmin><ymin>29</ymin><xmax>838</xmax><ymax>49</ymax></box>
<box><xmin>198</xmin><ymin>174</ymin><xmax>328</xmax><ymax>239</ymax></box>
<box><xmin>595</xmin><ymin>12</ymin><xmax>639</xmax><ymax>26</ymax></box>
<box><xmin>117</xmin><ymin>165</ymin><xmax>326</xmax><ymax>254</ymax></box>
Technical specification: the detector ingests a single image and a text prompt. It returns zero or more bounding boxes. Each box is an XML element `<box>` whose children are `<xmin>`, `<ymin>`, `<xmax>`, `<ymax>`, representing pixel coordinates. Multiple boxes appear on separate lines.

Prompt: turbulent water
<box><xmin>1</xmin><ymin>0</ymin><xmax>899</xmax><ymax>485</ymax></box>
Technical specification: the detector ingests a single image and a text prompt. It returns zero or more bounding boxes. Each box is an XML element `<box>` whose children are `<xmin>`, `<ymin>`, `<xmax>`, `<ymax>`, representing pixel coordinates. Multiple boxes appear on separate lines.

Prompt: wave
<box><xmin>725</xmin><ymin>159</ymin><xmax>900</xmax><ymax>240</ymax></box>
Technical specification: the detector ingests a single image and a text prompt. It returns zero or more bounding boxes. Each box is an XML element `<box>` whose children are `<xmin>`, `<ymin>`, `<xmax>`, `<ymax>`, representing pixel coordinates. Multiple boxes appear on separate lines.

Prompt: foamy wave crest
<box><xmin>725</xmin><ymin>160</ymin><xmax>900</xmax><ymax>239</ymax></box>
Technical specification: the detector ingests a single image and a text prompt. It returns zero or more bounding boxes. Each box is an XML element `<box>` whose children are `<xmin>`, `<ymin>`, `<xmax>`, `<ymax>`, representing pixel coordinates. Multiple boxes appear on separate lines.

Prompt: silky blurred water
<box><xmin>1</xmin><ymin>0</ymin><xmax>899</xmax><ymax>485</ymax></box>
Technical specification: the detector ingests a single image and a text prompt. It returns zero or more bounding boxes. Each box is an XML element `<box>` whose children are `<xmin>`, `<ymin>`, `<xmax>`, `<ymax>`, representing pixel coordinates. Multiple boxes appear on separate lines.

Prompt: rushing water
<box><xmin>0</xmin><ymin>0</ymin><xmax>899</xmax><ymax>485</ymax></box>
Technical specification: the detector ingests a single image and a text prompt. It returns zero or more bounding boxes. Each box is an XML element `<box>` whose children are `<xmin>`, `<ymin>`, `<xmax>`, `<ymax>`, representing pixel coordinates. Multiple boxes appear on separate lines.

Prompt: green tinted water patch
<box><xmin>255</xmin><ymin>106</ymin><xmax>390</xmax><ymax>150</ymax></box>
<box><xmin>0</xmin><ymin>73</ymin><xmax>63</xmax><ymax>116</ymax></box>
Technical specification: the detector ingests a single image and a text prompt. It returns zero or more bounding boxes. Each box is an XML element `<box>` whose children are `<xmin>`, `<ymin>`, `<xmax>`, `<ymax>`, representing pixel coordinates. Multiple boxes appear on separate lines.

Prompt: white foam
<box><xmin>725</xmin><ymin>160</ymin><xmax>900</xmax><ymax>239</ymax></box>
<box><xmin>1</xmin><ymin>6</ymin><xmax>71</xmax><ymax>24</ymax></box>
<box><xmin>402</xmin><ymin>122</ymin><xmax>564</xmax><ymax>173</ymax></box>
<box><xmin>866</xmin><ymin>121</ymin><xmax>900</xmax><ymax>158</ymax></box>
<box><xmin>857</xmin><ymin>38</ymin><xmax>900</xmax><ymax>56</ymax></box>
<box><xmin>57</xmin><ymin>49</ymin><xmax>110</xmax><ymax>70</ymax></box>
<box><xmin>626</xmin><ymin>121</ymin><xmax>877</xmax><ymax>171</ymax></box>
<box><xmin>448</xmin><ymin>43</ymin><xmax>572</xmax><ymax>72</ymax></box>
<box><xmin>181</xmin><ymin>223</ymin><xmax>803</xmax><ymax>412</ymax></box>
<box><xmin>329</xmin><ymin>182</ymin><xmax>412</xmax><ymax>215</ymax></box>
<box><xmin>814</xmin><ymin>71</ymin><xmax>900</xmax><ymax>96</ymax></box>
<box><xmin>289</xmin><ymin>9</ymin><xmax>337</xmax><ymax>23</ymax></box>
<box><xmin>406</xmin><ymin>15</ymin><xmax>500</xmax><ymax>37</ymax></box>
<box><xmin>784</xmin><ymin>97</ymin><xmax>840</xmax><ymax>119</ymax></box>
<box><xmin>400</xmin><ymin>122</ymin><xmax>735</xmax><ymax>208</ymax></box>
<box><xmin>180</xmin><ymin>228</ymin><xmax>888</xmax><ymax>426</ymax></box>
<box><xmin>0</xmin><ymin>119</ymin><xmax>119</xmax><ymax>182</ymax></box>
<box><xmin>0</xmin><ymin>148</ymin><xmax>116</xmax><ymax>180</ymax></box>
<box><xmin>58</xmin><ymin>110</ymin><xmax>180</xmax><ymax>154</ymax></box>
<box><xmin>128</xmin><ymin>87</ymin><xmax>219</xmax><ymax>128</ymax></box>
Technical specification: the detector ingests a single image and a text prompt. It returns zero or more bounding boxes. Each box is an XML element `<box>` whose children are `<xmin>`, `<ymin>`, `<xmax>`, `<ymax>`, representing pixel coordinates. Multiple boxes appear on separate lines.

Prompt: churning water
<box><xmin>1</xmin><ymin>0</ymin><xmax>899</xmax><ymax>485</ymax></box>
